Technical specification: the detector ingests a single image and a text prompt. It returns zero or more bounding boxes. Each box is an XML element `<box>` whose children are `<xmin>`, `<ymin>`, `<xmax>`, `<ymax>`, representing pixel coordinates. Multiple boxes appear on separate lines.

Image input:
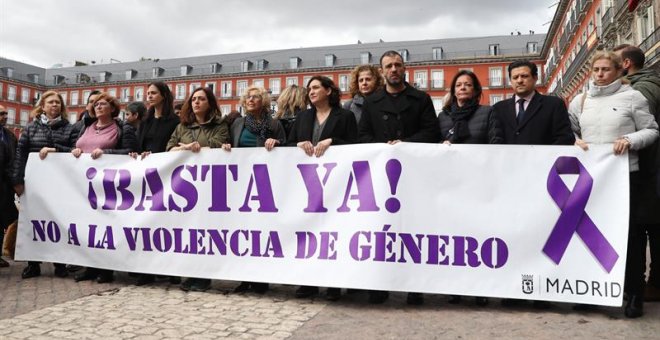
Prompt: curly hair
<box><xmin>348</xmin><ymin>65</ymin><xmax>383</xmax><ymax>98</ymax></box>
<box><xmin>239</xmin><ymin>86</ymin><xmax>272</xmax><ymax>114</ymax></box>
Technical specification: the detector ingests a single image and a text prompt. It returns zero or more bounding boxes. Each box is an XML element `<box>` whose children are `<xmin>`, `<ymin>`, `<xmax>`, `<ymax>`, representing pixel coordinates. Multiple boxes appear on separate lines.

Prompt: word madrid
<box><xmin>84</xmin><ymin>160</ymin><xmax>405</xmax><ymax>214</ymax></box>
<box><xmin>30</xmin><ymin>220</ymin><xmax>509</xmax><ymax>268</ymax></box>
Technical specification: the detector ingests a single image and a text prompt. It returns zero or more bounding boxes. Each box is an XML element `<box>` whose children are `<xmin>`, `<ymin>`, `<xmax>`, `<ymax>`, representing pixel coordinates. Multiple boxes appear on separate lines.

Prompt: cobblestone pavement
<box><xmin>1</xmin><ymin>259</ymin><xmax>659</xmax><ymax>339</ymax></box>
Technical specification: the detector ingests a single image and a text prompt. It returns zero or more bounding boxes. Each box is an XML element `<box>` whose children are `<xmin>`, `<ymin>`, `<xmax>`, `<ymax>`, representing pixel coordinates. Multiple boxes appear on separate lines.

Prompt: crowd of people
<box><xmin>1</xmin><ymin>47</ymin><xmax>659</xmax><ymax>319</ymax></box>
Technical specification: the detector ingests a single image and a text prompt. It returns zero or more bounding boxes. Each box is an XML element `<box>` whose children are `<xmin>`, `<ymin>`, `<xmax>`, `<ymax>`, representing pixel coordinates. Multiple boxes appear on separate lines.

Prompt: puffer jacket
<box><xmin>568</xmin><ymin>79</ymin><xmax>659</xmax><ymax>171</ymax></box>
<box><xmin>437</xmin><ymin>105</ymin><xmax>504</xmax><ymax>144</ymax></box>
<box><xmin>11</xmin><ymin>116</ymin><xmax>72</xmax><ymax>185</ymax></box>
<box><xmin>166</xmin><ymin>114</ymin><xmax>229</xmax><ymax>150</ymax></box>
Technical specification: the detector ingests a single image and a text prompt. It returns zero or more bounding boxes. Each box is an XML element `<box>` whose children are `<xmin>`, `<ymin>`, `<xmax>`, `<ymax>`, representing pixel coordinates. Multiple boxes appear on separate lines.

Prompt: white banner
<box><xmin>17</xmin><ymin>144</ymin><xmax>629</xmax><ymax>306</ymax></box>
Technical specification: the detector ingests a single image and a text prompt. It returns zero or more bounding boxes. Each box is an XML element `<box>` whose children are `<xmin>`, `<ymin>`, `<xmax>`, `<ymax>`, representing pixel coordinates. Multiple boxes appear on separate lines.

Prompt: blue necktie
<box><xmin>517</xmin><ymin>99</ymin><xmax>526</xmax><ymax>124</ymax></box>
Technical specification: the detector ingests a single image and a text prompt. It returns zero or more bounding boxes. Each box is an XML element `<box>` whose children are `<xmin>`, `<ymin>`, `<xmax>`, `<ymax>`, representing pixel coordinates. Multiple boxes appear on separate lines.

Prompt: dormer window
<box><xmin>152</xmin><ymin>67</ymin><xmax>164</xmax><ymax>78</ymax></box>
<box><xmin>398</xmin><ymin>49</ymin><xmax>409</xmax><ymax>62</ymax></box>
<box><xmin>99</xmin><ymin>71</ymin><xmax>111</xmax><ymax>82</ymax></box>
<box><xmin>210</xmin><ymin>63</ymin><xmax>221</xmax><ymax>74</ymax></box>
<box><xmin>289</xmin><ymin>57</ymin><xmax>301</xmax><ymax>69</ymax></box>
<box><xmin>240</xmin><ymin>61</ymin><xmax>252</xmax><ymax>72</ymax></box>
<box><xmin>432</xmin><ymin>47</ymin><xmax>444</xmax><ymax>60</ymax></box>
<box><xmin>325</xmin><ymin>54</ymin><xmax>336</xmax><ymax>67</ymax></box>
<box><xmin>180</xmin><ymin>65</ymin><xmax>192</xmax><ymax>76</ymax></box>
<box><xmin>256</xmin><ymin>59</ymin><xmax>268</xmax><ymax>71</ymax></box>
<box><xmin>125</xmin><ymin>69</ymin><xmax>137</xmax><ymax>80</ymax></box>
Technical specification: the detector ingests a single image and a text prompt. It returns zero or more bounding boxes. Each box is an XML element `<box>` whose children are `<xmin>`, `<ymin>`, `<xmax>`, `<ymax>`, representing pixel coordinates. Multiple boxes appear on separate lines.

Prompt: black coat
<box><xmin>438</xmin><ymin>105</ymin><xmax>504</xmax><ymax>144</ymax></box>
<box><xmin>0</xmin><ymin>127</ymin><xmax>18</xmax><ymax>227</ymax></box>
<box><xmin>136</xmin><ymin>113</ymin><xmax>180</xmax><ymax>153</ymax></box>
<box><xmin>492</xmin><ymin>92</ymin><xmax>575</xmax><ymax>145</ymax></box>
<box><xmin>12</xmin><ymin>118</ymin><xmax>72</xmax><ymax>186</ymax></box>
<box><xmin>359</xmin><ymin>84</ymin><xmax>440</xmax><ymax>143</ymax></box>
<box><xmin>287</xmin><ymin>107</ymin><xmax>358</xmax><ymax>145</ymax></box>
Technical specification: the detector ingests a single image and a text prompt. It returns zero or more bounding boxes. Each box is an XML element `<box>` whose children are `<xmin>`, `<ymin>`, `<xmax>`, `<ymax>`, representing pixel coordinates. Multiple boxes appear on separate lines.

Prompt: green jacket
<box><xmin>166</xmin><ymin>114</ymin><xmax>229</xmax><ymax>150</ymax></box>
<box><xmin>627</xmin><ymin>68</ymin><xmax>660</xmax><ymax>173</ymax></box>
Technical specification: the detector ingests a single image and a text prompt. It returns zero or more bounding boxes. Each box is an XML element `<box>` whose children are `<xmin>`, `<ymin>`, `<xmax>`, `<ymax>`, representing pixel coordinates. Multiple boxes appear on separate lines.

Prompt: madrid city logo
<box><xmin>542</xmin><ymin>157</ymin><xmax>619</xmax><ymax>273</ymax></box>
<box><xmin>521</xmin><ymin>275</ymin><xmax>534</xmax><ymax>294</ymax></box>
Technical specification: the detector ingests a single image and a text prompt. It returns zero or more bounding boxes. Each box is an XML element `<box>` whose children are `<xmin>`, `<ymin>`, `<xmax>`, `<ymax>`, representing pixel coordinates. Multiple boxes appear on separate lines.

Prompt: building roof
<box><xmin>0</xmin><ymin>58</ymin><xmax>46</xmax><ymax>85</ymax></box>
<box><xmin>40</xmin><ymin>33</ymin><xmax>545</xmax><ymax>86</ymax></box>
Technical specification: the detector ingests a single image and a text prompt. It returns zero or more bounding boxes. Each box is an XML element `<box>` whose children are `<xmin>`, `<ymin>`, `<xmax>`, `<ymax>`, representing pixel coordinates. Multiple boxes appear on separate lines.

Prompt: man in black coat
<box><xmin>359</xmin><ymin>51</ymin><xmax>439</xmax><ymax>144</ymax></box>
<box><xmin>493</xmin><ymin>60</ymin><xmax>574</xmax><ymax>145</ymax></box>
<box><xmin>0</xmin><ymin>105</ymin><xmax>18</xmax><ymax>267</ymax></box>
<box><xmin>358</xmin><ymin>51</ymin><xmax>439</xmax><ymax>306</ymax></box>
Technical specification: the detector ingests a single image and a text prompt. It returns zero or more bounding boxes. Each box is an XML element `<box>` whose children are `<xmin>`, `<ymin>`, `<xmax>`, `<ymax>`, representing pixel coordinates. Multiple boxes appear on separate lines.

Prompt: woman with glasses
<box><xmin>167</xmin><ymin>87</ymin><xmax>229</xmax><ymax>292</ymax></box>
<box><xmin>11</xmin><ymin>90</ymin><xmax>73</xmax><ymax>279</ymax></box>
<box><xmin>287</xmin><ymin>76</ymin><xmax>358</xmax><ymax>301</ymax></box>
<box><xmin>71</xmin><ymin>92</ymin><xmax>136</xmax><ymax>284</ymax></box>
<box><xmin>222</xmin><ymin>86</ymin><xmax>286</xmax><ymax>294</ymax></box>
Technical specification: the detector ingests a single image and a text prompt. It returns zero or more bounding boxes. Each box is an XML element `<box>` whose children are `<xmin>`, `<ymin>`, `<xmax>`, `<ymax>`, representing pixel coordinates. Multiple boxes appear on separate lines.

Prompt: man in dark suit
<box><xmin>0</xmin><ymin>105</ymin><xmax>18</xmax><ymax>267</ymax></box>
<box><xmin>359</xmin><ymin>51</ymin><xmax>440</xmax><ymax>306</ymax></box>
<box><xmin>493</xmin><ymin>60</ymin><xmax>574</xmax><ymax>145</ymax></box>
<box><xmin>494</xmin><ymin>61</ymin><xmax>574</xmax><ymax>309</ymax></box>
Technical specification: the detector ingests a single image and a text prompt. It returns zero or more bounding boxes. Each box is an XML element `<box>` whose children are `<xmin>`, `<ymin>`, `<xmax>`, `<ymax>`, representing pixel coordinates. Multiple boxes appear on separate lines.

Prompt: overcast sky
<box><xmin>0</xmin><ymin>0</ymin><xmax>558</xmax><ymax>68</ymax></box>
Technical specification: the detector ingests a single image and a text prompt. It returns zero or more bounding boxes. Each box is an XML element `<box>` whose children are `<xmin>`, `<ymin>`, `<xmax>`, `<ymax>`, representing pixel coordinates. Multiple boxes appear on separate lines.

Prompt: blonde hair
<box><xmin>348</xmin><ymin>64</ymin><xmax>383</xmax><ymax>98</ymax></box>
<box><xmin>31</xmin><ymin>90</ymin><xmax>67</xmax><ymax>119</ymax></box>
<box><xmin>239</xmin><ymin>86</ymin><xmax>272</xmax><ymax>114</ymax></box>
<box><xmin>590</xmin><ymin>50</ymin><xmax>623</xmax><ymax>70</ymax></box>
<box><xmin>275</xmin><ymin>85</ymin><xmax>307</xmax><ymax>119</ymax></box>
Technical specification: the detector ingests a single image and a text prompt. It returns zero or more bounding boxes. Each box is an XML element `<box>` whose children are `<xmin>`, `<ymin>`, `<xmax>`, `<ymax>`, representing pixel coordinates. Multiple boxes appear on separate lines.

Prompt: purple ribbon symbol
<box><xmin>543</xmin><ymin>156</ymin><xmax>619</xmax><ymax>273</ymax></box>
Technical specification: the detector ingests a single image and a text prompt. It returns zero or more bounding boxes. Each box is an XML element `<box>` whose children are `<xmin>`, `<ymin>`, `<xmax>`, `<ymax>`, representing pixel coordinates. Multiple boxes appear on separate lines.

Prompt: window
<box><xmin>180</xmin><ymin>65</ymin><xmax>191</xmax><ymax>76</ymax></box>
<box><xmin>220</xmin><ymin>105</ymin><xmax>231</xmax><ymax>115</ymax></box>
<box><xmin>236</xmin><ymin>104</ymin><xmax>243</xmax><ymax>114</ymax></box>
<box><xmin>361</xmin><ymin>52</ymin><xmax>371</xmax><ymax>64</ymax></box>
<box><xmin>82</xmin><ymin>90</ymin><xmax>91</xmax><ymax>104</ymax></box>
<box><xmin>134</xmin><ymin>87</ymin><xmax>144</xmax><ymax>102</ymax></box>
<box><xmin>59</xmin><ymin>92</ymin><xmax>67</xmax><ymax>106</ymax></box>
<box><xmin>125</xmin><ymin>70</ymin><xmax>136</xmax><ymax>80</ymax></box>
<box><xmin>175</xmin><ymin>84</ymin><xmax>186</xmax><ymax>100</ymax></box>
<box><xmin>489</xmin><ymin>44</ymin><xmax>499</xmax><ymax>56</ymax></box>
<box><xmin>289</xmin><ymin>57</ymin><xmax>301</xmax><ymax>69</ymax></box>
<box><xmin>638</xmin><ymin>6</ymin><xmax>655</xmax><ymax>40</ymax></box>
<box><xmin>286</xmin><ymin>77</ymin><xmax>298</xmax><ymax>86</ymax></box>
<box><xmin>269</xmin><ymin>78</ymin><xmax>281</xmax><ymax>95</ymax></box>
<box><xmin>253</xmin><ymin>79</ymin><xmax>264</xmax><ymax>88</ymax></box>
<box><xmin>29</xmin><ymin>74</ymin><xmax>39</xmax><ymax>83</ymax></box>
<box><xmin>210</xmin><ymin>63</ymin><xmax>221</xmax><ymax>74</ymax></box>
<box><xmin>108</xmin><ymin>88</ymin><xmax>117</xmax><ymax>98</ymax></box>
<box><xmin>431</xmin><ymin>98</ymin><xmax>444</xmax><ymax>115</ymax></box>
<box><xmin>588</xmin><ymin>20</ymin><xmax>594</xmax><ymax>34</ymax></box>
<box><xmin>6</xmin><ymin>108</ymin><xmax>15</xmax><ymax>124</ymax></box>
<box><xmin>526</xmin><ymin>42</ymin><xmax>538</xmax><ymax>54</ymax></box>
<box><xmin>70</xmin><ymin>91</ymin><xmax>79</xmax><ymax>106</ymax></box>
<box><xmin>489</xmin><ymin>67</ymin><xmax>503</xmax><ymax>87</ymax></box>
<box><xmin>325</xmin><ymin>54</ymin><xmax>336</xmax><ymax>67</ymax></box>
<box><xmin>256</xmin><ymin>59</ymin><xmax>268</xmax><ymax>71</ymax></box>
<box><xmin>4</xmin><ymin>68</ymin><xmax>13</xmax><ymax>78</ymax></box>
<box><xmin>302</xmin><ymin>76</ymin><xmax>312</xmax><ymax>87</ymax></box>
<box><xmin>53</xmin><ymin>75</ymin><xmax>65</xmax><ymax>85</ymax></box>
<box><xmin>240</xmin><ymin>61</ymin><xmax>251</xmax><ymax>72</ymax></box>
<box><xmin>404</xmin><ymin>71</ymin><xmax>409</xmax><ymax>83</ymax></box>
<box><xmin>189</xmin><ymin>83</ymin><xmax>201</xmax><ymax>95</ymax></box>
<box><xmin>237</xmin><ymin>80</ymin><xmax>248</xmax><ymax>96</ymax></box>
<box><xmin>414</xmin><ymin>70</ymin><xmax>428</xmax><ymax>89</ymax></box>
<box><xmin>432</xmin><ymin>47</ymin><xmax>444</xmax><ymax>60</ymax></box>
<box><xmin>0</xmin><ymin>84</ymin><xmax>2</xmax><ymax>99</ymax></box>
<box><xmin>399</xmin><ymin>49</ymin><xmax>409</xmax><ymax>62</ymax></box>
<box><xmin>121</xmin><ymin>88</ymin><xmax>130</xmax><ymax>102</ymax></box>
<box><xmin>489</xmin><ymin>94</ymin><xmax>504</xmax><ymax>105</ymax></box>
<box><xmin>431</xmin><ymin>70</ymin><xmax>444</xmax><ymax>89</ymax></box>
<box><xmin>339</xmin><ymin>74</ymin><xmax>349</xmax><ymax>92</ymax></box>
<box><xmin>221</xmin><ymin>81</ymin><xmax>232</xmax><ymax>98</ymax></box>
<box><xmin>152</xmin><ymin>67</ymin><xmax>163</xmax><ymax>78</ymax></box>
<box><xmin>19</xmin><ymin>109</ymin><xmax>28</xmax><ymax>126</ymax></box>
<box><xmin>21</xmin><ymin>88</ymin><xmax>30</xmax><ymax>104</ymax></box>
<box><xmin>76</xmin><ymin>73</ymin><xmax>90</xmax><ymax>84</ymax></box>
<box><xmin>205</xmin><ymin>82</ymin><xmax>216</xmax><ymax>95</ymax></box>
<box><xmin>99</xmin><ymin>71</ymin><xmax>110</xmax><ymax>82</ymax></box>
<box><xmin>8</xmin><ymin>86</ymin><xmax>17</xmax><ymax>101</ymax></box>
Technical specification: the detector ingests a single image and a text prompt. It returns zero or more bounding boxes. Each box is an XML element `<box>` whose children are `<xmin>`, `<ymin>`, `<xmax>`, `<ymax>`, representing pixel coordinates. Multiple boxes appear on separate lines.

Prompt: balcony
<box><xmin>639</xmin><ymin>27</ymin><xmax>660</xmax><ymax>53</ymax></box>
<box><xmin>577</xmin><ymin>0</ymin><xmax>592</xmax><ymax>19</ymax></box>
<box><xmin>614</xmin><ymin>0</ymin><xmax>628</xmax><ymax>17</ymax></box>
<box><xmin>601</xmin><ymin>7</ymin><xmax>613</xmax><ymax>36</ymax></box>
<box><xmin>559</xmin><ymin>30</ymin><xmax>568</xmax><ymax>55</ymax></box>
<box><xmin>562</xmin><ymin>43</ymin><xmax>591</xmax><ymax>88</ymax></box>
